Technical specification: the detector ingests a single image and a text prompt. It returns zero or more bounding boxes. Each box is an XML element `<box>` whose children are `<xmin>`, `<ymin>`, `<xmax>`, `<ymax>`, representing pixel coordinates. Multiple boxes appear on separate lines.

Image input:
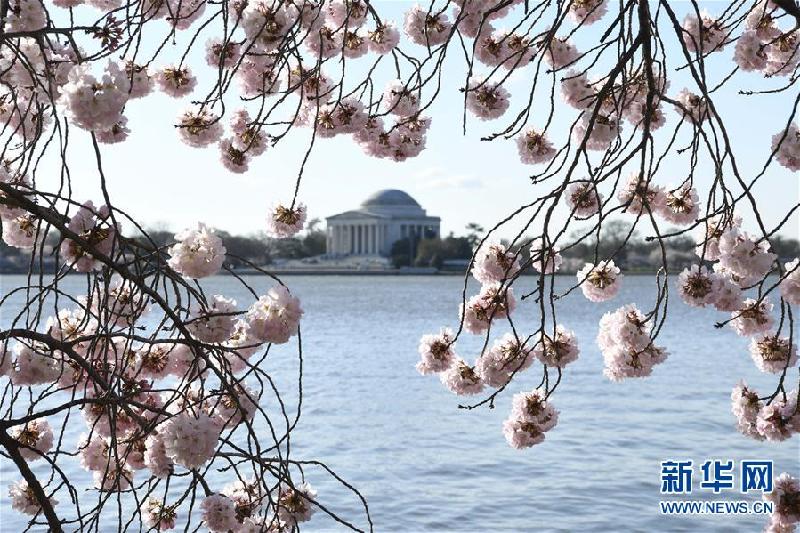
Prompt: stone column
<box><xmin>347</xmin><ymin>225</ymin><xmax>352</xmax><ymax>254</ymax></box>
<box><xmin>370</xmin><ymin>224</ymin><xmax>376</xmax><ymax>255</ymax></box>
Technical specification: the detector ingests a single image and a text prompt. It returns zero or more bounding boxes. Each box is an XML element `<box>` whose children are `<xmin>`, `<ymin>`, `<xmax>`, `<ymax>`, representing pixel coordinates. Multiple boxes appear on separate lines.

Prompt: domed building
<box><xmin>326</xmin><ymin>190</ymin><xmax>441</xmax><ymax>256</ymax></box>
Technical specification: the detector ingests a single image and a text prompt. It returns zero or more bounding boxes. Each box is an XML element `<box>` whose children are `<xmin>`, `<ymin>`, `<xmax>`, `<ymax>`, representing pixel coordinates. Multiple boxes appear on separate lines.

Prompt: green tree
<box><xmin>465</xmin><ymin>222</ymin><xmax>485</xmax><ymax>250</ymax></box>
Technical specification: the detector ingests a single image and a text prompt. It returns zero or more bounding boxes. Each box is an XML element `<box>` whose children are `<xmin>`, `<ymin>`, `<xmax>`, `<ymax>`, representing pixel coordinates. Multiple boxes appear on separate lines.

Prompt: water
<box><xmin>0</xmin><ymin>274</ymin><xmax>797</xmax><ymax>532</ymax></box>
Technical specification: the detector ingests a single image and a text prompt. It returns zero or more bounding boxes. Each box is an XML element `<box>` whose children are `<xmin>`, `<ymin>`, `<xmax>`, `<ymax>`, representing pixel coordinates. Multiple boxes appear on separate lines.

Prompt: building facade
<box><xmin>326</xmin><ymin>190</ymin><xmax>441</xmax><ymax>256</ymax></box>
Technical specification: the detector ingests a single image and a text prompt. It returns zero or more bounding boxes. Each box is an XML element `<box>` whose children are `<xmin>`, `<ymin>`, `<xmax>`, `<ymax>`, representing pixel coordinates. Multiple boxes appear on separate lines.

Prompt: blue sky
<box><xmin>43</xmin><ymin>1</ymin><xmax>799</xmax><ymax>242</ymax></box>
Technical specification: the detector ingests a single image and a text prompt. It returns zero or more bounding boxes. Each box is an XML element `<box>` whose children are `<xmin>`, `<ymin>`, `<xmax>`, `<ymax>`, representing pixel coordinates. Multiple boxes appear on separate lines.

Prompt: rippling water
<box><xmin>0</xmin><ymin>274</ymin><xmax>797</xmax><ymax>532</ymax></box>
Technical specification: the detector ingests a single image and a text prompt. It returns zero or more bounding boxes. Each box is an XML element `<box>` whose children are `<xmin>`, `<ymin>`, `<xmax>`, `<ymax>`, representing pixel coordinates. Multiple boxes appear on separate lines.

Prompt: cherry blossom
<box><xmin>749</xmin><ymin>333</ymin><xmax>798</xmax><ymax>374</ymax></box>
<box><xmin>772</xmin><ymin>123</ymin><xmax>800</xmax><ymax>171</ymax></box>
<box><xmin>472</xmin><ymin>242</ymin><xmax>521</xmax><ymax>284</ymax></box>
<box><xmin>731</xmin><ymin>381</ymin><xmax>763</xmax><ymax>440</ymax></box>
<box><xmin>266</xmin><ymin>203</ymin><xmax>307</xmax><ymax>238</ymax></box>
<box><xmin>730</xmin><ymin>298</ymin><xmax>774</xmax><ymax>337</ymax></box>
<box><xmin>59</xmin><ymin>62</ymin><xmax>129</xmax><ymax>132</ymax></box>
<box><xmin>60</xmin><ymin>201</ymin><xmax>116</xmax><ymax>272</ymax></box>
<box><xmin>533</xmin><ymin>326</ymin><xmax>579</xmax><ymax>368</ymax></box>
<box><xmin>577</xmin><ymin>260</ymin><xmax>622</xmax><ymax>302</ymax></box>
<box><xmin>597</xmin><ymin>304</ymin><xmax>668</xmax><ymax>381</ymax></box>
<box><xmin>466</xmin><ymin>78</ymin><xmax>510</xmax><ymax>120</ymax></box>
<box><xmin>417</xmin><ymin>328</ymin><xmax>457</xmax><ymax>375</ymax></box>
<box><xmin>565</xmin><ymin>181</ymin><xmax>603</xmax><ymax>218</ymax></box>
<box><xmin>764</xmin><ymin>472</ymin><xmax>800</xmax><ymax>528</ymax></box>
<box><xmin>503</xmin><ymin>389</ymin><xmax>558</xmax><ymax>449</ymax></box>
<box><xmin>475</xmin><ymin>333</ymin><xmax>534</xmax><ymax>387</ymax></box>
<box><xmin>780</xmin><ymin>259</ymin><xmax>800</xmax><ymax>305</ymax></box>
<box><xmin>245</xmin><ymin>285</ymin><xmax>303</xmax><ymax>344</ymax></box>
<box><xmin>677</xmin><ymin>265</ymin><xmax>720</xmax><ymax>308</ymax></box>
<box><xmin>10</xmin><ymin>419</ymin><xmax>53</xmax><ymax>461</ymax></box>
<box><xmin>568</xmin><ymin>0</ymin><xmax>608</xmax><ymax>25</ymax></box>
<box><xmin>681</xmin><ymin>11</ymin><xmax>727</xmax><ymax>54</ymax></box>
<box><xmin>277</xmin><ymin>482</ymin><xmax>317</xmax><ymax>525</ymax></box>
<box><xmin>617</xmin><ymin>173</ymin><xmax>665</xmax><ymax>215</ymax></box>
<box><xmin>9</xmin><ymin>480</ymin><xmax>57</xmax><ymax>515</ymax></box>
<box><xmin>167</xmin><ymin>223</ymin><xmax>227</xmax><ymax>279</ymax></box>
<box><xmin>657</xmin><ymin>185</ymin><xmax>699</xmax><ymax>225</ymax></box>
<box><xmin>460</xmin><ymin>283</ymin><xmax>516</xmax><ymax>334</ymax></box>
<box><xmin>160</xmin><ymin>412</ymin><xmax>220</xmax><ymax>470</ymax></box>
<box><xmin>440</xmin><ymin>357</ymin><xmax>484</xmax><ymax>395</ymax></box>
<box><xmin>177</xmin><ymin>108</ymin><xmax>223</xmax><ymax>148</ymax></box>
<box><xmin>202</xmin><ymin>494</ymin><xmax>240</xmax><ymax>532</ymax></box>
<box><xmin>516</xmin><ymin>129</ymin><xmax>556</xmax><ymax>165</ymax></box>
<box><xmin>404</xmin><ymin>5</ymin><xmax>451</xmax><ymax>47</ymax></box>
<box><xmin>188</xmin><ymin>295</ymin><xmax>238</xmax><ymax>343</ymax></box>
<box><xmin>530</xmin><ymin>244</ymin><xmax>562</xmax><ymax>274</ymax></box>
<box><xmin>155</xmin><ymin>66</ymin><xmax>198</xmax><ymax>97</ymax></box>
<box><xmin>143</xmin><ymin>498</ymin><xmax>177</xmax><ymax>531</ymax></box>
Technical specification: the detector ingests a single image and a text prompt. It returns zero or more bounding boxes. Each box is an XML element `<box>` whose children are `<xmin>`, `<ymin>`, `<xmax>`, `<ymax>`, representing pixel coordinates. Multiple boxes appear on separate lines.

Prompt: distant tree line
<box><xmin>1</xmin><ymin>219</ymin><xmax>797</xmax><ymax>274</ymax></box>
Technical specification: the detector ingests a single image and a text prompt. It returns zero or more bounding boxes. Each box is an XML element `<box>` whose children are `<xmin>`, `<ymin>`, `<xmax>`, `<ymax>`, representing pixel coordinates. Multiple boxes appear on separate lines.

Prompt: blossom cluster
<box><xmin>418</xmin><ymin>241</ymin><xmax>578</xmax><ymax>448</ymax></box>
<box><xmin>2</xmin><ymin>216</ymin><xmax>310</xmax><ymax>526</ymax></box>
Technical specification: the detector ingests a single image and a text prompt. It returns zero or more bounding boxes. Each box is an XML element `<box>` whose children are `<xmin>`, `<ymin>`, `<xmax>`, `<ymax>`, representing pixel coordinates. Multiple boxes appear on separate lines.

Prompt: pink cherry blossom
<box><xmin>677</xmin><ymin>265</ymin><xmax>720</xmax><ymax>308</ymax></box>
<box><xmin>160</xmin><ymin>411</ymin><xmax>220</xmax><ymax>470</ymax></box>
<box><xmin>144</xmin><ymin>435</ymin><xmax>173</xmax><ymax>478</ymax></box>
<box><xmin>764</xmin><ymin>472</ymin><xmax>800</xmax><ymax>527</ymax></box>
<box><xmin>440</xmin><ymin>357</ymin><xmax>484</xmax><ymax>395</ymax></box>
<box><xmin>568</xmin><ymin>0</ymin><xmax>608</xmax><ymax>25</ymax></box>
<box><xmin>475</xmin><ymin>333</ymin><xmax>534</xmax><ymax>386</ymax></box>
<box><xmin>368</xmin><ymin>23</ymin><xmax>400</xmax><ymax>54</ymax></box>
<box><xmin>60</xmin><ymin>201</ymin><xmax>116</xmax><ymax>272</ymax></box>
<box><xmin>245</xmin><ymin>285</ymin><xmax>303</xmax><ymax>344</ymax></box>
<box><xmin>731</xmin><ymin>380</ymin><xmax>764</xmax><ymax>439</ymax></box>
<box><xmin>383</xmin><ymin>80</ymin><xmax>420</xmax><ymax>117</ymax></box>
<box><xmin>177</xmin><ymin>108</ymin><xmax>223</xmax><ymax>148</ymax></box>
<box><xmin>167</xmin><ymin>223</ymin><xmax>226</xmax><ymax>279</ymax></box>
<box><xmin>544</xmin><ymin>35</ymin><xmax>579</xmax><ymax>68</ymax></box>
<box><xmin>503</xmin><ymin>389</ymin><xmax>558</xmax><ymax>449</ymax></box>
<box><xmin>201</xmin><ymin>494</ymin><xmax>240</xmax><ymax>532</ymax></box>
<box><xmin>718</xmin><ymin>227</ymin><xmax>777</xmax><ymax>282</ymax></box>
<box><xmin>566</xmin><ymin>181</ymin><xmax>603</xmax><ymax>218</ymax></box>
<box><xmin>516</xmin><ymin>129</ymin><xmax>556</xmax><ymax>165</ymax></box>
<box><xmin>617</xmin><ymin>173</ymin><xmax>665</xmax><ymax>215</ymax></box>
<box><xmin>277</xmin><ymin>482</ymin><xmax>317</xmax><ymax>524</ymax></box>
<box><xmin>9</xmin><ymin>480</ymin><xmax>57</xmax><ymax>515</ymax></box>
<box><xmin>577</xmin><ymin>260</ymin><xmax>622</xmax><ymax>302</ymax></box>
<box><xmin>466</xmin><ymin>78</ymin><xmax>510</xmax><ymax>120</ymax></box>
<box><xmin>749</xmin><ymin>333</ymin><xmax>797</xmax><ymax>374</ymax></box>
<box><xmin>682</xmin><ymin>11</ymin><xmax>727</xmax><ymax>54</ymax></box>
<box><xmin>561</xmin><ymin>70</ymin><xmax>595</xmax><ymax>109</ymax></box>
<box><xmin>10</xmin><ymin>419</ymin><xmax>53</xmax><ymax>461</ymax></box>
<box><xmin>460</xmin><ymin>283</ymin><xmax>516</xmax><ymax>334</ymax></box>
<box><xmin>533</xmin><ymin>326</ymin><xmax>579</xmax><ymax>368</ymax></box>
<box><xmin>772</xmin><ymin>123</ymin><xmax>800</xmax><ymax>172</ymax></box>
<box><xmin>730</xmin><ymin>298</ymin><xmax>774</xmax><ymax>337</ymax></box>
<box><xmin>59</xmin><ymin>62</ymin><xmax>129</xmax><ymax>132</ymax></box>
<box><xmin>472</xmin><ymin>242</ymin><xmax>521</xmax><ymax>284</ymax></box>
<box><xmin>657</xmin><ymin>184</ymin><xmax>699</xmax><ymax>225</ymax></box>
<box><xmin>780</xmin><ymin>259</ymin><xmax>800</xmax><ymax>305</ymax></box>
<box><xmin>417</xmin><ymin>328</ymin><xmax>457</xmax><ymax>375</ymax></box>
<box><xmin>404</xmin><ymin>5</ymin><xmax>451</xmax><ymax>47</ymax></box>
<box><xmin>143</xmin><ymin>498</ymin><xmax>177</xmax><ymax>531</ymax></box>
<box><xmin>155</xmin><ymin>66</ymin><xmax>197</xmax><ymax>97</ymax></box>
<box><xmin>188</xmin><ymin>295</ymin><xmax>238</xmax><ymax>343</ymax></box>
<box><xmin>530</xmin><ymin>244</ymin><xmax>562</xmax><ymax>274</ymax></box>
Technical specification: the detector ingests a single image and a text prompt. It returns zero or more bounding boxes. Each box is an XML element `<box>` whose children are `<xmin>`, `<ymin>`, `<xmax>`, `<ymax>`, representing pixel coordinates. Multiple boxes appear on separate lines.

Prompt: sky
<box><xmin>37</xmin><ymin>1</ymin><xmax>800</xmax><ymax>243</ymax></box>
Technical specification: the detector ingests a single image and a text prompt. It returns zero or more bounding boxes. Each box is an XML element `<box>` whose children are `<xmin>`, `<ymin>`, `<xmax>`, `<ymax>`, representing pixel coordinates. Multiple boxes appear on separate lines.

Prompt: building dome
<box><xmin>361</xmin><ymin>189</ymin><xmax>421</xmax><ymax>208</ymax></box>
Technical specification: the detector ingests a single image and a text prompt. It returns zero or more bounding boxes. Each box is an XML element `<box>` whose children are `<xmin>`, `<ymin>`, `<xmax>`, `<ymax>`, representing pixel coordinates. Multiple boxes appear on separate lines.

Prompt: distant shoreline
<box><xmin>0</xmin><ymin>268</ymin><xmax>672</xmax><ymax>276</ymax></box>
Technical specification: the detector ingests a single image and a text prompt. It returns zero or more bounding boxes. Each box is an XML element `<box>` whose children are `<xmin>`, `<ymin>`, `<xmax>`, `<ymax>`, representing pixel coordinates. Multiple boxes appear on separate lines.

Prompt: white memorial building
<box><xmin>326</xmin><ymin>190</ymin><xmax>441</xmax><ymax>256</ymax></box>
